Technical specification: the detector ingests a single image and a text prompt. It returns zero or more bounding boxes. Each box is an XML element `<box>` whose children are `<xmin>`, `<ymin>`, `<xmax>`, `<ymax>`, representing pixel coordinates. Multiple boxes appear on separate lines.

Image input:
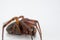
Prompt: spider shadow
<box><xmin>5</xmin><ymin>33</ymin><xmax>35</xmax><ymax>40</ymax></box>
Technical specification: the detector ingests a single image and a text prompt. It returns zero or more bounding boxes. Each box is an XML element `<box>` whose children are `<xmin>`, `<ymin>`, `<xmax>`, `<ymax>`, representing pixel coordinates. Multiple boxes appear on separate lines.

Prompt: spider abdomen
<box><xmin>6</xmin><ymin>21</ymin><xmax>36</xmax><ymax>36</ymax></box>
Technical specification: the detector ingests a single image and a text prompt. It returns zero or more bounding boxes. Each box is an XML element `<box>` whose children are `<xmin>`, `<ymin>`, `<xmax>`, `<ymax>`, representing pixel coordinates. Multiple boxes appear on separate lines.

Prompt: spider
<box><xmin>2</xmin><ymin>16</ymin><xmax>42</xmax><ymax>40</ymax></box>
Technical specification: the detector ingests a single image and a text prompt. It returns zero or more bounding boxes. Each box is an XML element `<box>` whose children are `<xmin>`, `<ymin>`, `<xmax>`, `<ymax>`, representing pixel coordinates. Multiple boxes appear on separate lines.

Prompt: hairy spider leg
<box><xmin>23</xmin><ymin>19</ymin><xmax>42</xmax><ymax>40</ymax></box>
<box><xmin>2</xmin><ymin>16</ymin><xmax>24</xmax><ymax>40</ymax></box>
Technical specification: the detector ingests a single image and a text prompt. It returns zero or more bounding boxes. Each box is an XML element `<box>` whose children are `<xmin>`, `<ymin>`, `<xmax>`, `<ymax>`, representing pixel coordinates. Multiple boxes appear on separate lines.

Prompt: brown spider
<box><xmin>2</xmin><ymin>16</ymin><xmax>42</xmax><ymax>40</ymax></box>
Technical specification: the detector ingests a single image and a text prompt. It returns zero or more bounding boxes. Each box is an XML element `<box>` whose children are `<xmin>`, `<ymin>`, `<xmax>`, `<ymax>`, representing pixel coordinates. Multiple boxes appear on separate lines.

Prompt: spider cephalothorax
<box><xmin>2</xmin><ymin>16</ymin><xmax>42</xmax><ymax>40</ymax></box>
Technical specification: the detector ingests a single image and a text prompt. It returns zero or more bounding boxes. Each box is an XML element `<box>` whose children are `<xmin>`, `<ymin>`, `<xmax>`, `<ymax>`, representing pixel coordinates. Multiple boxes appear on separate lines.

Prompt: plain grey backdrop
<box><xmin>0</xmin><ymin>0</ymin><xmax>60</xmax><ymax>40</ymax></box>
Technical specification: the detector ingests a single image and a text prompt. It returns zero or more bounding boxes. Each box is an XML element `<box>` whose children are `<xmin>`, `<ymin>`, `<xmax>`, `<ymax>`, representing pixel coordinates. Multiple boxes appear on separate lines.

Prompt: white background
<box><xmin>0</xmin><ymin>0</ymin><xmax>60</xmax><ymax>40</ymax></box>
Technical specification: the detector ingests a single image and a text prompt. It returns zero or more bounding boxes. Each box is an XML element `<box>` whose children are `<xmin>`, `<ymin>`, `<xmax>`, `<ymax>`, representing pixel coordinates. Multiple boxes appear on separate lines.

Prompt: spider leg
<box><xmin>19</xmin><ymin>16</ymin><xmax>24</xmax><ymax>19</ymax></box>
<box><xmin>35</xmin><ymin>22</ymin><xmax>42</xmax><ymax>40</ymax></box>
<box><xmin>31</xmin><ymin>35</ymin><xmax>33</xmax><ymax>40</ymax></box>
<box><xmin>23</xmin><ymin>18</ymin><xmax>41</xmax><ymax>31</ymax></box>
<box><xmin>3</xmin><ymin>17</ymin><xmax>19</xmax><ymax>27</ymax></box>
<box><xmin>4</xmin><ymin>17</ymin><xmax>21</xmax><ymax>33</ymax></box>
<box><xmin>2</xmin><ymin>16</ymin><xmax>23</xmax><ymax>40</ymax></box>
<box><xmin>24</xmin><ymin>19</ymin><xmax>42</xmax><ymax>40</ymax></box>
<box><xmin>2</xmin><ymin>17</ymin><xmax>18</xmax><ymax>40</ymax></box>
<box><xmin>20</xmin><ymin>21</ymin><xmax>31</xmax><ymax>32</ymax></box>
<box><xmin>2</xmin><ymin>26</ymin><xmax>4</xmax><ymax>40</ymax></box>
